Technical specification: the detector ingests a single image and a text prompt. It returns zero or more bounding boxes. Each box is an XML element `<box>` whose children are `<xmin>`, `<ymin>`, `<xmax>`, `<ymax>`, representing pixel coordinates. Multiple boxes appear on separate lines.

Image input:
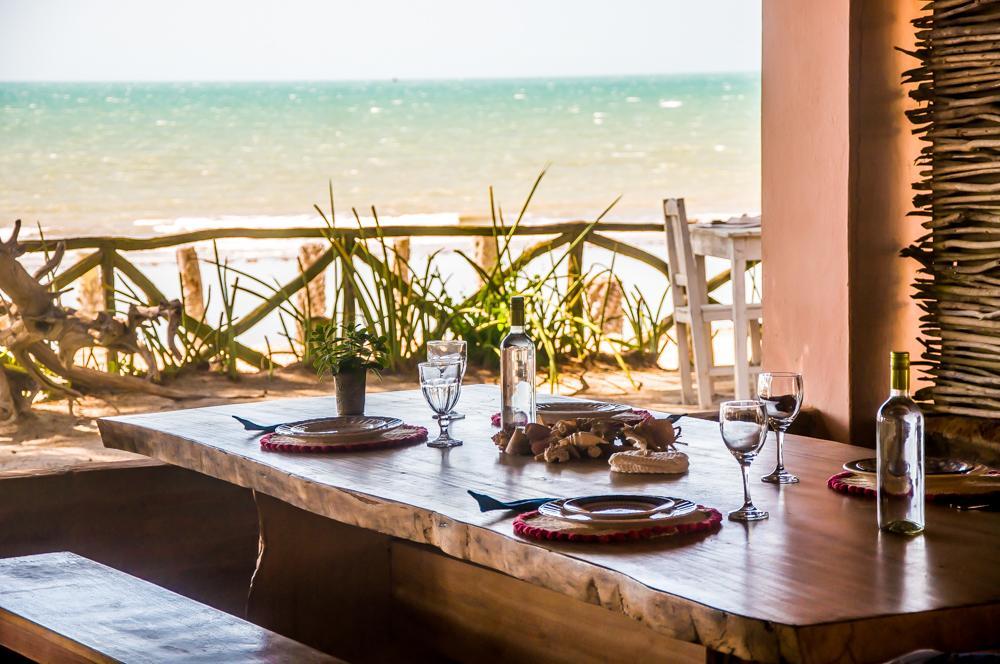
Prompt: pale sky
<box><xmin>0</xmin><ymin>0</ymin><xmax>761</xmax><ymax>81</ymax></box>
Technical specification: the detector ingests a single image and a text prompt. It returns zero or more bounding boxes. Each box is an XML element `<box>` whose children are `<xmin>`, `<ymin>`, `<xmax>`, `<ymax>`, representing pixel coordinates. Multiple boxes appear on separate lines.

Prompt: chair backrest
<box><xmin>663</xmin><ymin>198</ymin><xmax>709</xmax><ymax>311</ymax></box>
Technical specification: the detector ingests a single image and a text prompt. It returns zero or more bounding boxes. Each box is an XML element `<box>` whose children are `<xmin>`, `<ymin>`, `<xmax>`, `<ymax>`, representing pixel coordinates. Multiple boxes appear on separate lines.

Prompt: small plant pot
<box><xmin>334</xmin><ymin>370</ymin><xmax>367</xmax><ymax>416</ymax></box>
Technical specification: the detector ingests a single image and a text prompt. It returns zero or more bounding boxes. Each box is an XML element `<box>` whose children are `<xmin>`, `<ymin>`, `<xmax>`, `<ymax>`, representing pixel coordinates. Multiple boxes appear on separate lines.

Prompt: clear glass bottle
<box><xmin>500</xmin><ymin>296</ymin><xmax>536</xmax><ymax>434</ymax></box>
<box><xmin>876</xmin><ymin>351</ymin><xmax>925</xmax><ymax>535</ymax></box>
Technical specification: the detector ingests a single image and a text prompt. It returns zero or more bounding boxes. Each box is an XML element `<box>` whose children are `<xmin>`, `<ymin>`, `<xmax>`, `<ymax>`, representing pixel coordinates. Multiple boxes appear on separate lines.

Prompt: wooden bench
<box><xmin>0</xmin><ymin>552</ymin><xmax>341</xmax><ymax>663</ymax></box>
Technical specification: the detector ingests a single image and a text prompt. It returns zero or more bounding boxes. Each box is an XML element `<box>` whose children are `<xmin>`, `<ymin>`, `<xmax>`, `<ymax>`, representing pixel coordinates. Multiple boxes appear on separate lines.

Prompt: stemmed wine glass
<box><xmin>418</xmin><ymin>360</ymin><xmax>463</xmax><ymax>448</ymax></box>
<box><xmin>719</xmin><ymin>400</ymin><xmax>770</xmax><ymax>522</ymax></box>
<box><xmin>757</xmin><ymin>372</ymin><xmax>804</xmax><ymax>484</ymax></box>
<box><xmin>427</xmin><ymin>340</ymin><xmax>467</xmax><ymax>420</ymax></box>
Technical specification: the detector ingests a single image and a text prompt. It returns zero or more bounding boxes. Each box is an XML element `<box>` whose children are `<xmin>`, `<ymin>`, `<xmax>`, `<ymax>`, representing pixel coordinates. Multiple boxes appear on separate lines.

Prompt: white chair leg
<box><xmin>675</xmin><ymin>321</ymin><xmax>695</xmax><ymax>405</ymax></box>
<box><xmin>730</xmin><ymin>248</ymin><xmax>751</xmax><ymax>401</ymax></box>
<box><xmin>689</xmin><ymin>318</ymin><xmax>714</xmax><ymax>409</ymax></box>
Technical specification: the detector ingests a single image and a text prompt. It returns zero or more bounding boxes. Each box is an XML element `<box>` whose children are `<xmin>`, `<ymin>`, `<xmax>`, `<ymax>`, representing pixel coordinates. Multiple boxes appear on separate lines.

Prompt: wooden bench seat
<box><xmin>0</xmin><ymin>552</ymin><xmax>341</xmax><ymax>663</ymax></box>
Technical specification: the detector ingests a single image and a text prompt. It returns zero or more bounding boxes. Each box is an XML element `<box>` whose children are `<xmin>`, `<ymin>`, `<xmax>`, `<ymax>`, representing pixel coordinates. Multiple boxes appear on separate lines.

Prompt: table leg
<box><xmin>247</xmin><ymin>491</ymin><xmax>393</xmax><ymax>663</ymax></box>
<box><xmin>729</xmin><ymin>246</ymin><xmax>750</xmax><ymax>400</ymax></box>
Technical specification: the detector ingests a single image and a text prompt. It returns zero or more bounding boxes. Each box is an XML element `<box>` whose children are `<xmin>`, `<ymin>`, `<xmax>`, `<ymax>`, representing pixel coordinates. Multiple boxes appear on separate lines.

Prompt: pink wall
<box><xmin>762</xmin><ymin>0</ymin><xmax>853</xmax><ymax>442</ymax></box>
<box><xmin>762</xmin><ymin>1</ymin><xmax>922</xmax><ymax>444</ymax></box>
<box><xmin>847</xmin><ymin>1</ymin><xmax>923</xmax><ymax>444</ymax></box>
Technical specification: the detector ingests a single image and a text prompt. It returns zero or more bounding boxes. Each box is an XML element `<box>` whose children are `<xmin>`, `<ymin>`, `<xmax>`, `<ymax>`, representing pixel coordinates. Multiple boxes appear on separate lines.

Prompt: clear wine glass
<box><xmin>427</xmin><ymin>340</ymin><xmax>467</xmax><ymax>420</ymax></box>
<box><xmin>418</xmin><ymin>360</ymin><xmax>463</xmax><ymax>448</ymax></box>
<box><xmin>719</xmin><ymin>400</ymin><xmax>770</xmax><ymax>522</ymax></box>
<box><xmin>757</xmin><ymin>372</ymin><xmax>804</xmax><ymax>484</ymax></box>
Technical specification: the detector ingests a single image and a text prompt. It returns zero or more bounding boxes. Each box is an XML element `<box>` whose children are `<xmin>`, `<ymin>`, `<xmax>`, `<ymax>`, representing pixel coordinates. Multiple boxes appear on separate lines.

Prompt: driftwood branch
<box><xmin>903</xmin><ymin>0</ymin><xmax>1000</xmax><ymax>418</ymax></box>
<box><xmin>0</xmin><ymin>220</ymin><xmax>192</xmax><ymax>418</ymax></box>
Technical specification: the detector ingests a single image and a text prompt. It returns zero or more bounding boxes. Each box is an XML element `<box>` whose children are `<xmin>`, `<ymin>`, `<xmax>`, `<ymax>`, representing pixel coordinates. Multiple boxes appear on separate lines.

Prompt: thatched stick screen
<box><xmin>902</xmin><ymin>0</ymin><xmax>1000</xmax><ymax>419</ymax></box>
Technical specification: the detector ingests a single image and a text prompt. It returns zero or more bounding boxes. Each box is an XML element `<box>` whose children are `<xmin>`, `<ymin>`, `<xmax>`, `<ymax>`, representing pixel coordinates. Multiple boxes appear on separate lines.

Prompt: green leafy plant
<box><xmin>310</xmin><ymin>324</ymin><xmax>389</xmax><ymax>376</ymax></box>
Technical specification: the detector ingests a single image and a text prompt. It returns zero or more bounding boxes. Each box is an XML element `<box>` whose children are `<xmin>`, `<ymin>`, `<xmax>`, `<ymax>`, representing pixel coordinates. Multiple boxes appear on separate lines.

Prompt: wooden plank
<box><xmin>20</xmin><ymin>222</ymin><xmax>666</xmax><ymax>253</ymax></box>
<box><xmin>390</xmin><ymin>541</ymin><xmax>705</xmax><ymax>664</ymax></box>
<box><xmin>50</xmin><ymin>250</ymin><xmax>102</xmax><ymax>291</ymax></box>
<box><xmin>98</xmin><ymin>385</ymin><xmax>1000</xmax><ymax>663</ymax></box>
<box><xmin>0</xmin><ymin>552</ymin><xmax>338</xmax><ymax>663</ymax></box>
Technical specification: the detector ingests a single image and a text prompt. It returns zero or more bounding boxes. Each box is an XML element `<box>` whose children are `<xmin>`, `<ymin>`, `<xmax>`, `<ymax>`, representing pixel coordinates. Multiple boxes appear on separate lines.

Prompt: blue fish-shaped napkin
<box><xmin>467</xmin><ymin>490</ymin><xmax>556</xmax><ymax>513</ymax></box>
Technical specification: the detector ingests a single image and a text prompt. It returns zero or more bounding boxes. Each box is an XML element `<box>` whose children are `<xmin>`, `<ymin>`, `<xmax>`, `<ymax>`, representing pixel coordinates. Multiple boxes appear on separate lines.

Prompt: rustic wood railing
<box><xmin>21</xmin><ymin>221</ymin><xmax>743</xmax><ymax>371</ymax></box>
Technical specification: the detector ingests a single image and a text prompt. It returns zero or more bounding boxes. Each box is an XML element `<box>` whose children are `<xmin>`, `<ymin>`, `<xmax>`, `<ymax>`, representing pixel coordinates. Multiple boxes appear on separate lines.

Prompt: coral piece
<box><xmin>609</xmin><ymin>450</ymin><xmax>689</xmax><ymax>474</ymax></box>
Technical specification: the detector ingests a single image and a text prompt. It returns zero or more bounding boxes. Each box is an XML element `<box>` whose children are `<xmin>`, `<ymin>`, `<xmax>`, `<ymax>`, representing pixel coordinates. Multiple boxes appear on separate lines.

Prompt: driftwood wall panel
<box><xmin>903</xmin><ymin>0</ymin><xmax>1000</xmax><ymax>418</ymax></box>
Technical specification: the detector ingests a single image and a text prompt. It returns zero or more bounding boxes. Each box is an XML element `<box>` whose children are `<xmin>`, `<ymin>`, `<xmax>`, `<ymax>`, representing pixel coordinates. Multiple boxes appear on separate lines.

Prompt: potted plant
<box><xmin>310</xmin><ymin>324</ymin><xmax>388</xmax><ymax>416</ymax></box>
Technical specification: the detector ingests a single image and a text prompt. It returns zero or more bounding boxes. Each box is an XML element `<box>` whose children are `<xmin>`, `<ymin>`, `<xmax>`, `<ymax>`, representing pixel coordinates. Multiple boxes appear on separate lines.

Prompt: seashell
<box><xmin>635</xmin><ymin>417</ymin><xmax>677</xmax><ymax>450</ymax></box>
<box><xmin>524</xmin><ymin>422</ymin><xmax>552</xmax><ymax>441</ymax></box>
<box><xmin>564</xmin><ymin>431</ymin><xmax>604</xmax><ymax>448</ymax></box>
<box><xmin>530</xmin><ymin>437</ymin><xmax>552</xmax><ymax>456</ymax></box>
<box><xmin>505</xmin><ymin>429</ymin><xmax>531</xmax><ymax>455</ymax></box>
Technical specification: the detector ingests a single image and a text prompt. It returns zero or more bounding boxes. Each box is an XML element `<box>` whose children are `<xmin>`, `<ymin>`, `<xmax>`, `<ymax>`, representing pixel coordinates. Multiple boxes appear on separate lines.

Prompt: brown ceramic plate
<box><xmin>274</xmin><ymin>416</ymin><xmax>403</xmax><ymax>442</ymax></box>
<box><xmin>536</xmin><ymin>400</ymin><xmax>629</xmax><ymax>424</ymax></box>
<box><xmin>843</xmin><ymin>457</ymin><xmax>977</xmax><ymax>476</ymax></box>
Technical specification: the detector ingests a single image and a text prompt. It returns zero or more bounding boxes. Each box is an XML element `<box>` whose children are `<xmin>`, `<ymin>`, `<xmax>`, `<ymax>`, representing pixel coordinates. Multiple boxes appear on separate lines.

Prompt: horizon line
<box><xmin>0</xmin><ymin>70</ymin><xmax>761</xmax><ymax>85</ymax></box>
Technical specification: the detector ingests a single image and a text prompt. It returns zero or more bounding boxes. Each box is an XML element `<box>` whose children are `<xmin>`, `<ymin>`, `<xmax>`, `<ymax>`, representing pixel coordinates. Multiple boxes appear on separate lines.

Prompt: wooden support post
<box><xmin>77</xmin><ymin>268</ymin><xmax>104</xmax><ymax>317</ymax></box>
<box><xmin>473</xmin><ymin>236</ymin><xmax>498</xmax><ymax>286</ymax></box>
<box><xmin>100</xmin><ymin>249</ymin><xmax>118</xmax><ymax>373</ymax></box>
<box><xmin>586</xmin><ymin>277</ymin><xmax>623</xmax><ymax>336</ymax></box>
<box><xmin>176</xmin><ymin>247</ymin><xmax>205</xmax><ymax>320</ymax></box>
<box><xmin>392</xmin><ymin>238</ymin><xmax>411</xmax><ymax>282</ymax></box>
<box><xmin>296</xmin><ymin>242</ymin><xmax>328</xmax><ymax>344</ymax></box>
<box><xmin>340</xmin><ymin>237</ymin><xmax>356</xmax><ymax>329</ymax></box>
<box><xmin>567</xmin><ymin>241</ymin><xmax>585</xmax><ymax>335</ymax></box>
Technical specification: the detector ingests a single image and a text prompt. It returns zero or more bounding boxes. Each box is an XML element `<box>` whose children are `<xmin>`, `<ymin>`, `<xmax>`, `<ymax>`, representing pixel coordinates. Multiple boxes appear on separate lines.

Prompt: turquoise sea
<box><xmin>1</xmin><ymin>75</ymin><xmax>760</xmax><ymax>236</ymax></box>
<box><xmin>1</xmin><ymin>76</ymin><xmax>759</xmax><ymax>361</ymax></box>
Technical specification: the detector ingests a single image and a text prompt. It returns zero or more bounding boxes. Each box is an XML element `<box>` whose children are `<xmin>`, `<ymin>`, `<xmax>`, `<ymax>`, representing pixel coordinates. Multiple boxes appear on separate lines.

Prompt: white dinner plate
<box><xmin>538</xmin><ymin>497</ymin><xmax>697</xmax><ymax>526</ymax></box>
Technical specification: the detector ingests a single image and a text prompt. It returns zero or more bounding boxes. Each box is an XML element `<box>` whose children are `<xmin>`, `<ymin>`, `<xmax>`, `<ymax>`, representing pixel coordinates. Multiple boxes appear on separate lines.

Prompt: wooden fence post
<box><xmin>586</xmin><ymin>277</ymin><xmax>624</xmax><ymax>335</ymax></box>
<box><xmin>568</xmin><ymin>241</ymin><xmax>585</xmax><ymax>333</ymax></box>
<box><xmin>176</xmin><ymin>247</ymin><xmax>205</xmax><ymax>321</ymax></box>
<box><xmin>341</xmin><ymin>237</ymin><xmax>356</xmax><ymax>328</ymax></box>
<box><xmin>78</xmin><ymin>267</ymin><xmax>104</xmax><ymax>317</ymax></box>
<box><xmin>296</xmin><ymin>242</ymin><xmax>328</xmax><ymax>344</ymax></box>
<box><xmin>473</xmin><ymin>237</ymin><xmax>498</xmax><ymax>285</ymax></box>
<box><xmin>392</xmin><ymin>238</ymin><xmax>411</xmax><ymax>282</ymax></box>
<box><xmin>98</xmin><ymin>248</ymin><xmax>119</xmax><ymax>373</ymax></box>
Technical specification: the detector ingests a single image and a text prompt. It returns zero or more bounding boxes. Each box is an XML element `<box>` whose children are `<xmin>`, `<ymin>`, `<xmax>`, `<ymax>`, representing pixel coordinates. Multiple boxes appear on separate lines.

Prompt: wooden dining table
<box><xmin>98</xmin><ymin>385</ymin><xmax>1000</xmax><ymax>664</ymax></box>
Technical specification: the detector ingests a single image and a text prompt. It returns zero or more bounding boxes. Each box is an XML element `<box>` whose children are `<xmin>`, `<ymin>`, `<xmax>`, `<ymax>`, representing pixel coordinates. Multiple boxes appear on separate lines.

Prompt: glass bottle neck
<box><xmin>889</xmin><ymin>388</ymin><xmax>909</xmax><ymax>398</ymax></box>
<box><xmin>509</xmin><ymin>325</ymin><xmax>524</xmax><ymax>334</ymax></box>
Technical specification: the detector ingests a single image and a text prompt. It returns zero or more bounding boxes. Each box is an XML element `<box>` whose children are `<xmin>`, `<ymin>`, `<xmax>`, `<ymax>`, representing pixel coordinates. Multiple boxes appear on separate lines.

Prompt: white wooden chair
<box><xmin>663</xmin><ymin>198</ymin><xmax>762</xmax><ymax>408</ymax></box>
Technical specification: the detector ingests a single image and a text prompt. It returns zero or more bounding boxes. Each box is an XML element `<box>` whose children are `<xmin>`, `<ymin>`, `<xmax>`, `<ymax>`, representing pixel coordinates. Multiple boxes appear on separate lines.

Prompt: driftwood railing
<box><xmin>19</xmin><ymin>221</ymin><xmax>743</xmax><ymax>372</ymax></box>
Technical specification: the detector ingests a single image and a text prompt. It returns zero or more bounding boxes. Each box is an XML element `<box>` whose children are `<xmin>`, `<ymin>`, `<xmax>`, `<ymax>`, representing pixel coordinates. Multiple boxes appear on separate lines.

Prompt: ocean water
<box><xmin>1</xmin><ymin>75</ymin><xmax>759</xmax><ymax>235</ymax></box>
<box><xmin>0</xmin><ymin>76</ymin><xmax>760</xmax><ymax>366</ymax></box>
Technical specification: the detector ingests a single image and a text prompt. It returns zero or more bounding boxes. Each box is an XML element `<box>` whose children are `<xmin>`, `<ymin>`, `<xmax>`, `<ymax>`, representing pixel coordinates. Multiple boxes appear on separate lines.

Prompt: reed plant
<box><xmin>87</xmin><ymin>173</ymin><xmax>678</xmax><ymax>387</ymax></box>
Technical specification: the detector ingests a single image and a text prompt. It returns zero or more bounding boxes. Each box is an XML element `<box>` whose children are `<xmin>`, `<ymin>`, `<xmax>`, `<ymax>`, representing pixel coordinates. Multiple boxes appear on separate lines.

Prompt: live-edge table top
<box><xmin>99</xmin><ymin>385</ymin><xmax>1000</xmax><ymax>662</ymax></box>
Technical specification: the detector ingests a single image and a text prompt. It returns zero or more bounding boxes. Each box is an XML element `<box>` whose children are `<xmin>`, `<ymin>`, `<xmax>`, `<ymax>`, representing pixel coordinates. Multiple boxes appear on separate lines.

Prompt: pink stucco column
<box><xmin>762</xmin><ymin>1</ymin><xmax>922</xmax><ymax>444</ymax></box>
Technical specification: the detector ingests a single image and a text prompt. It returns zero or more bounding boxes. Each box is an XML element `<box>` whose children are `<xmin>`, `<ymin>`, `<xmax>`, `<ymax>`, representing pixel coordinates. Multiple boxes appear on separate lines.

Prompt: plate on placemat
<box><xmin>275</xmin><ymin>416</ymin><xmax>403</xmax><ymax>442</ymax></box>
<box><xmin>562</xmin><ymin>495</ymin><xmax>677</xmax><ymax>520</ymax></box>
<box><xmin>536</xmin><ymin>400</ymin><xmax>629</xmax><ymax>423</ymax></box>
<box><xmin>539</xmin><ymin>496</ymin><xmax>696</xmax><ymax>526</ymax></box>
<box><xmin>843</xmin><ymin>457</ymin><xmax>980</xmax><ymax>477</ymax></box>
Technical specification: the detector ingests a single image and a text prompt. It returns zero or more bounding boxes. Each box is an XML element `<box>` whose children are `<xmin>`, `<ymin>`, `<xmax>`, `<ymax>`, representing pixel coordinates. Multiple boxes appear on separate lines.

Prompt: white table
<box><xmin>689</xmin><ymin>225</ymin><xmax>762</xmax><ymax>400</ymax></box>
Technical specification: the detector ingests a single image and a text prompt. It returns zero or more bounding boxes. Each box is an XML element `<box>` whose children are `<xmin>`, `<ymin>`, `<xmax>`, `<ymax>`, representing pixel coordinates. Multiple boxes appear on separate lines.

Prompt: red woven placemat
<box><xmin>490</xmin><ymin>409</ymin><xmax>652</xmax><ymax>427</ymax></box>
<box><xmin>260</xmin><ymin>425</ymin><xmax>428</xmax><ymax>453</ymax></box>
<box><xmin>513</xmin><ymin>506</ymin><xmax>722</xmax><ymax>543</ymax></box>
<box><xmin>828</xmin><ymin>470</ymin><xmax>1000</xmax><ymax>503</ymax></box>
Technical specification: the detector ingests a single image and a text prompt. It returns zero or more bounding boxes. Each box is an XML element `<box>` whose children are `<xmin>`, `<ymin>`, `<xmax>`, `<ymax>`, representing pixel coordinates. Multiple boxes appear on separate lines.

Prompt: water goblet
<box><xmin>757</xmin><ymin>372</ymin><xmax>804</xmax><ymax>484</ymax></box>
<box><xmin>720</xmin><ymin>400</ymin><xmax>770</xmax><ymax>522</ymax></box>
<box><xmin>427</xmin><ymin>340</ymin><xmax>467</xmax><ymax>420</ymax></box>
<box><xmin>418</xmin><ymin>360</ymin><xmax>463</xmax><ymax>448</ymax></box>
